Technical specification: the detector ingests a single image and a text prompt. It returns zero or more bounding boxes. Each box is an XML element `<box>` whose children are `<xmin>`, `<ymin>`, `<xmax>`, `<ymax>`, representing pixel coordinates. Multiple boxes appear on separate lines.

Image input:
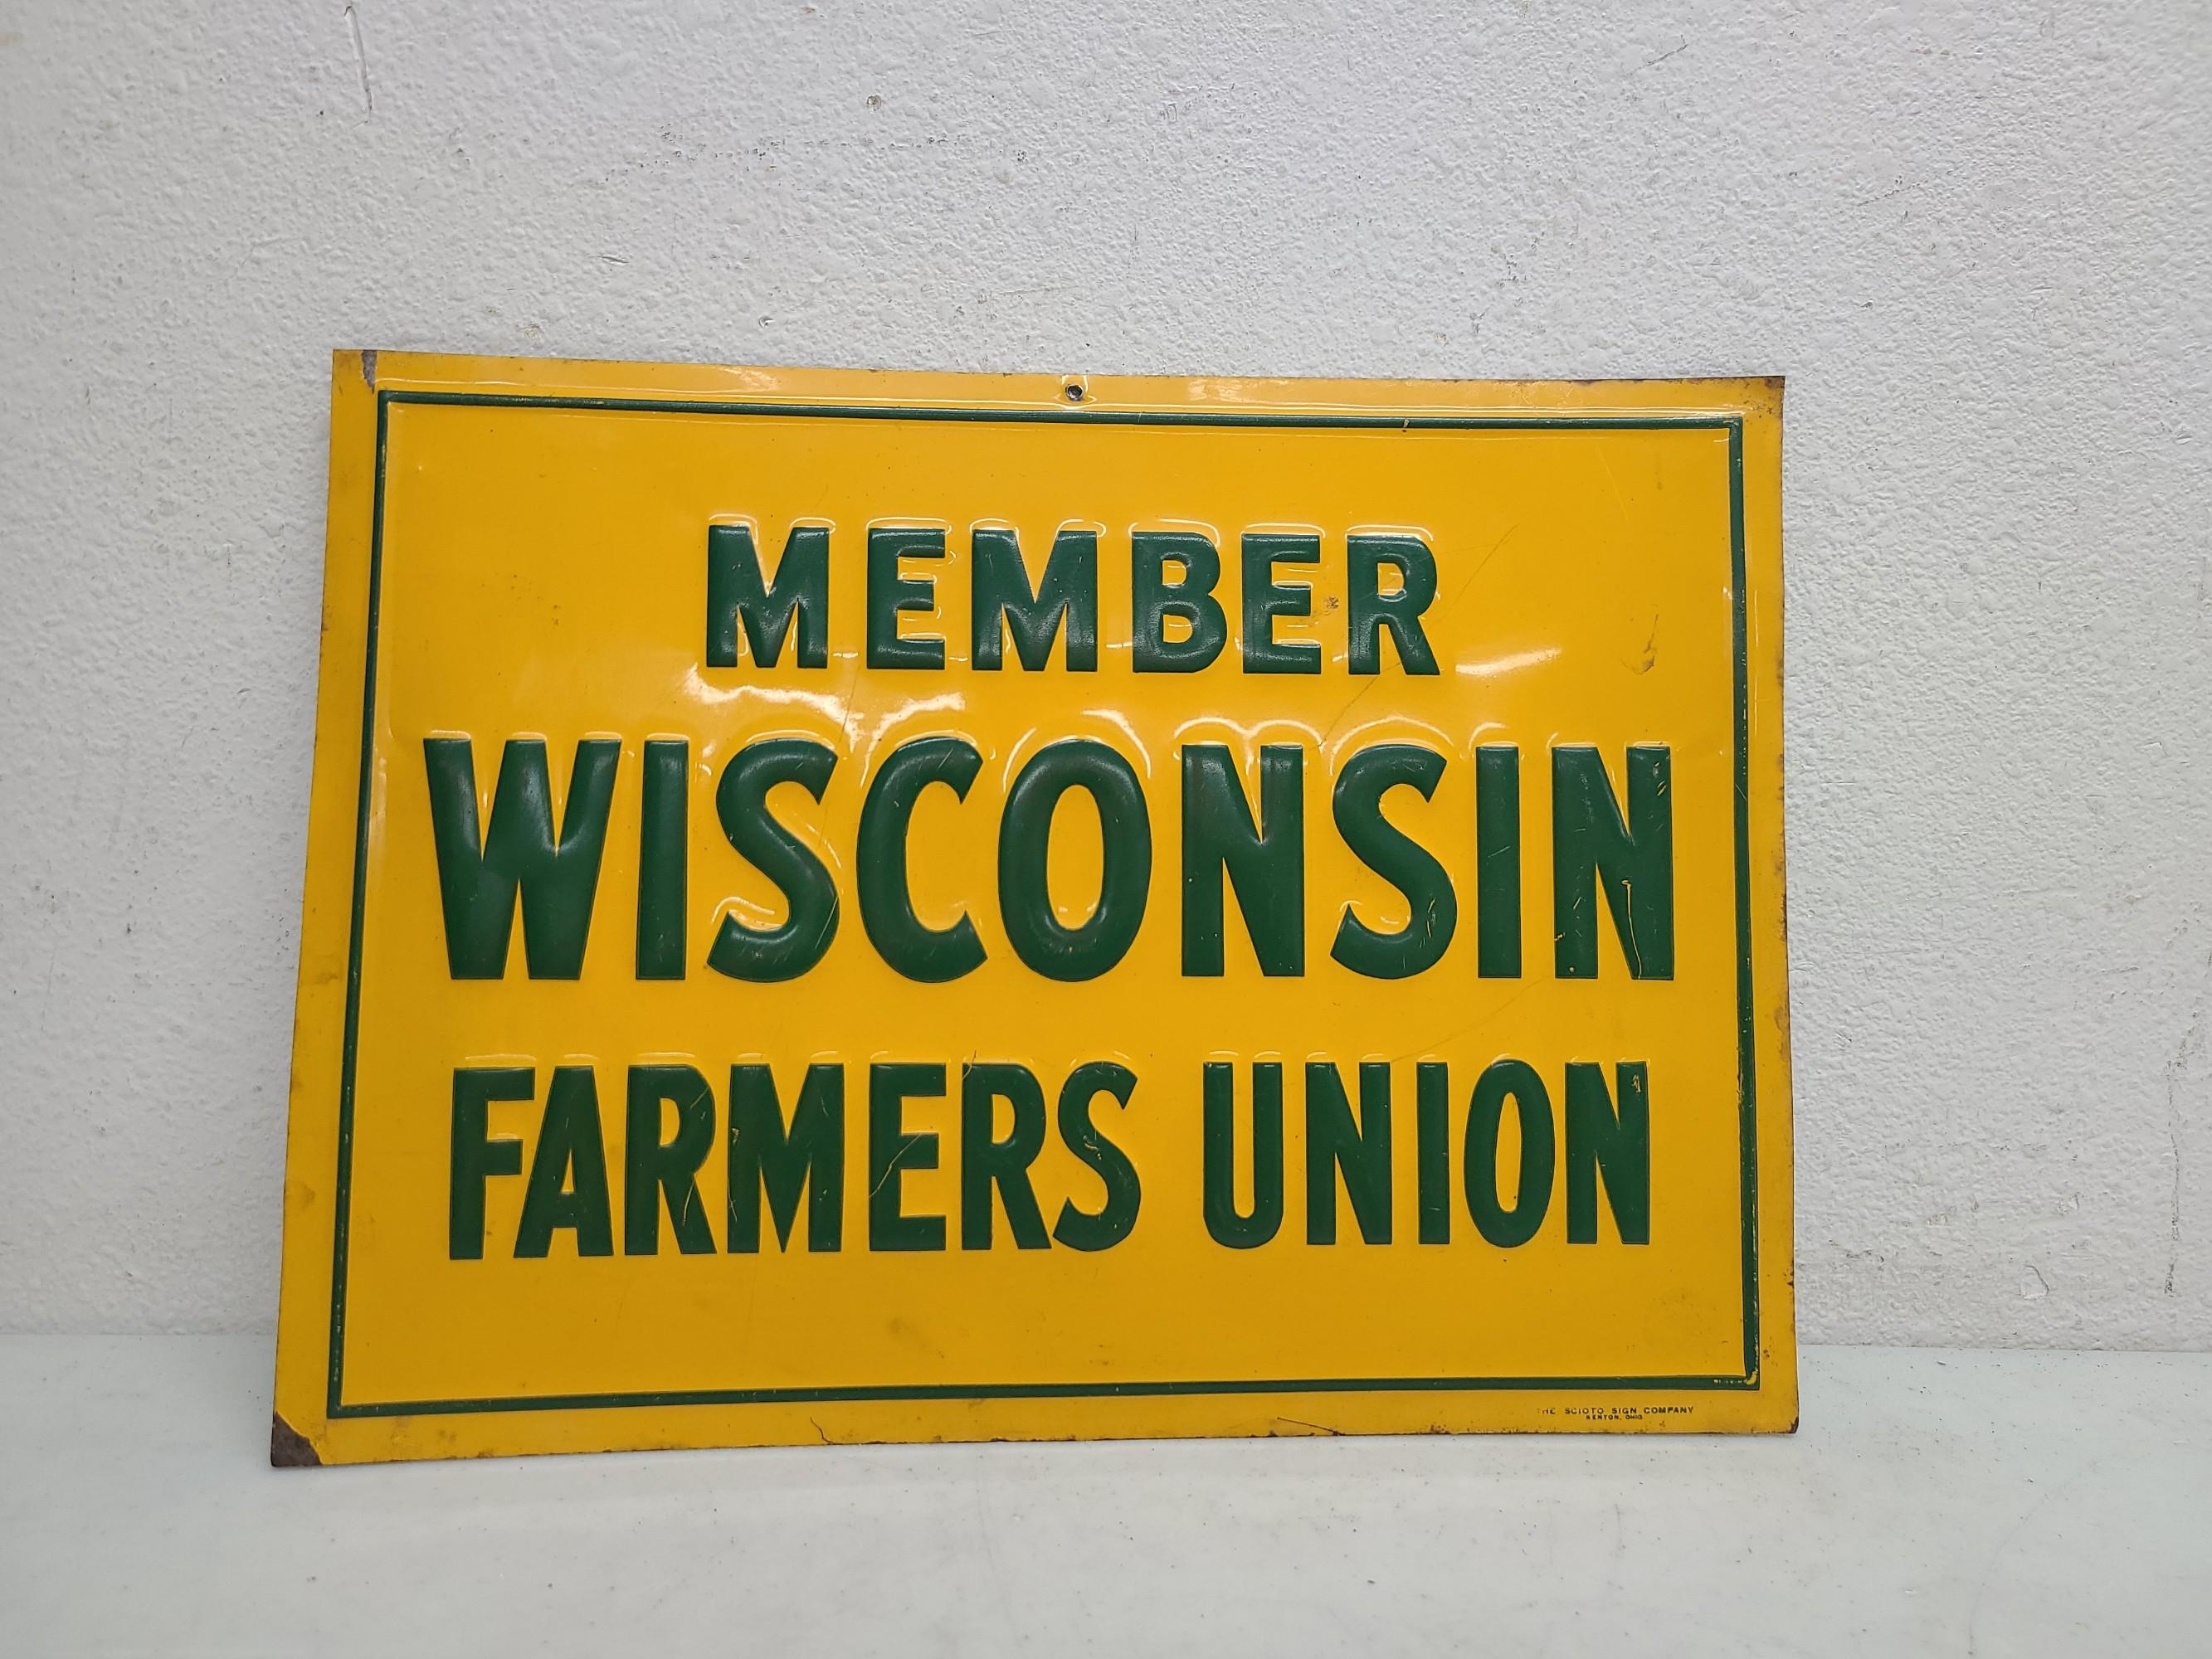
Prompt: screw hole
<box><xmin>1064</xmin><ymin>383</ymin><xmax>1085</xmax><ymax>403</ymax></box>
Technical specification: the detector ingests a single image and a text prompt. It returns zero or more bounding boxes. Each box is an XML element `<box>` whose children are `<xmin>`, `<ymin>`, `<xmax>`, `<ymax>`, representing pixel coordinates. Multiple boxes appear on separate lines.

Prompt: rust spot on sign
<box><xmin>270</xmin><ymin>1412</ymin><xmax>322</xmax><ymax>1468</ymax></box>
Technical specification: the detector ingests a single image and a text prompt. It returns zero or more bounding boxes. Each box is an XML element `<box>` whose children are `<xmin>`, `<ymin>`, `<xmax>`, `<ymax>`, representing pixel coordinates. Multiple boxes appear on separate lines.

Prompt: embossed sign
<box><xmin>273</xmin><ymin>354</ymin><xmax>1794</xmax><ymax>1463</ymax></box>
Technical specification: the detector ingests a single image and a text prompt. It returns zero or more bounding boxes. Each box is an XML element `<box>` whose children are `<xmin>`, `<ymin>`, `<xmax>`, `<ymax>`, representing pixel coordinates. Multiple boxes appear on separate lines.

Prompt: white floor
<box><xmin>1</xmin><ymin>1339</ymin><xmax>2206</xmax><ymax>1657</ymax></box>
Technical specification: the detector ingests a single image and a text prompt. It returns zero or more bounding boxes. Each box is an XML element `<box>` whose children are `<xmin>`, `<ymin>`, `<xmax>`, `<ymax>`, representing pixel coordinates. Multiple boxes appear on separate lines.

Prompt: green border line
<box><xmin>326</xmin><ymin>392</ymin><xmax>1757</xmax><ymax>1419</ymax></box>
<box><xmin>1729</xmin><ymin>420</ymin><xmax>1760</xmax><ymax>1383</ymax></box>
<box><xmin>324</xmin><ymin>391</ymin><xmax>389</xmax><ymax>1418</ymax></box>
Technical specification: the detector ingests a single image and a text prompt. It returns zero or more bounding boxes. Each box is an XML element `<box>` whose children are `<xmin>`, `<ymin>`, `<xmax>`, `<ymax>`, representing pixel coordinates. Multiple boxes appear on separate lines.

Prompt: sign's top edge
<box><xmin>334</xmin><ymin>349</ymin><xmax>1783</xmax><ymax>422</ymax></box>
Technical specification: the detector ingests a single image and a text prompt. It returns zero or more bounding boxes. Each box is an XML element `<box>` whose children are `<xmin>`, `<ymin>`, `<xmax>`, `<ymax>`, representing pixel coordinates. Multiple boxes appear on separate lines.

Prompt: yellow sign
<box><xmin>273</xmin><ymin>352</ymin><xmax>1794</xmax><ymax>1464</ymax></box>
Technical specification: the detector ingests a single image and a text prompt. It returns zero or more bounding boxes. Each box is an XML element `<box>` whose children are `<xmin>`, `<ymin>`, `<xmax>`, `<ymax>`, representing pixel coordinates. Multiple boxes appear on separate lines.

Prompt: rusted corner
<box><xmin>270</xmin><ymin>1412</ymin><xmax>323</xmax><ymax>1469</ymax></box>
<box><xmin>359</xmin><ymin>348</ymin><xmax>378</xmax><ymax>390</ymax></box>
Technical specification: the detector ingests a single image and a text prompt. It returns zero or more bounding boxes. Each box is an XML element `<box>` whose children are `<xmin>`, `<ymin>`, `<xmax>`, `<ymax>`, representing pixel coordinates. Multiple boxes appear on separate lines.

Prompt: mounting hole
<box><xmin>1063</xmin><ymin>382</ymin><xmax>1086</xmax><ymax>403</ymax></box>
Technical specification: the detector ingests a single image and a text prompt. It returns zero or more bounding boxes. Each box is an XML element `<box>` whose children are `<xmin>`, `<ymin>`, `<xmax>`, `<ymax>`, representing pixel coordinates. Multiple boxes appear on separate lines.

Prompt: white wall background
<box><xmin>1</xmin><ymin>0</ymin><xmax>2205</xmax><ymax>1347</ymax></box>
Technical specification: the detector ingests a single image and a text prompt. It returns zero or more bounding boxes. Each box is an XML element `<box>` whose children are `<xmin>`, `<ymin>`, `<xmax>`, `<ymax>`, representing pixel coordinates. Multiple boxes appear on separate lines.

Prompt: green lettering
<box><xmin>424</xmin><ymin>737</ymin><xmax>620</xmax><ymax>980</ymax></box>
<box><xmin>1240</xmin><ymin>533</ymin><xmax>1320</xmax><ymax>674</ymax></box>
<box><xmin>514</xmin><ymin>1065</ymin><xmax>614</xmax><ymax>1257</ymax></box>
<box><xmin>972</xmin><ymin>528</ymin><xmax>1099</xmax><ymax>671</ymax></box>
<box><xmin>858</xmin><ymin>737</ymin><xmax>986</xmax><ymax>982</ymax></box>
<box><xmin>706</xmin><ymin>522</ymin><xmax>828</xmax><ymax>669</ymax></box>
<box><xmin>1415</xmin><ymin>1060</ymin><xmax>1449</xmax><ymax>1243</ymax></box>
<box><xmin>998</xmin><ymin>739</ymin><xmax>1152</xmax><ymax>981</ymax></box>
<box><xmin>1132</xmin><ymin>530</ymin><xmax>1227</xmax><ymax>673</ymax></box>
<box><xmin>636</xmin><ymin>738</ymin><xmax>688</xmax><ymax>980</ymax></box>
<box><xmin>960</xmin><ymin>1063</ymin><xmax>1050</xmax><ymax>1250</ymax></box>
<box><xmin>624</xmin><ymin>1064</ymin><xmax>716</xmax><ymax>1255</ymax></box>
<box><xmin>1052</xmin><ymin>1062</ymin><xmax>1141</xmax><ymax>1251</ymax></box>
<box><xmin>867</xmin><ymin>527</ymin><xmax>948</xmax><ymax>669</ymax></box>
<box><xmin>449</xmin><ymin>1067</ymin><xmax>529</xmax><ymax>1260</ymax></box>
<box><xmin>1464</xmin><ymin>1058</ymin><xmax>1553</xmax><ymax>1248</ymax></box>
<box><xmin>869</xmin><ymin>1063</ymin><xmax>946</xmax><ymax>1251</ymax></box>
<box><xmin>1566</xmin><ymin>1061</ymin><xmax>1651</xmax><ymax>1245</ymax></box>
<box><xmin>1477</xmin><ymin>744</ymin><xmax>1522</xmax><ymax>979</ymax></box>
<box><xmin>1305</xmin><ymin>1061</ymin><xmax>1391</xmax><ymax>1244</ymax></box>
<box><xmin>1181</xmin><ymin>744</ymin><xmax>1303</xmax><ymax>976</ymax></box>
<box><xmin>1329</xmin><ymin>743</ymin><xmax>1455</xmax><ymax>979</ymax></box>
<box><xmin>708</xmin><ymin>738</ymin><xmax>839</xmax><ymax>982</ymax></box>
<box><xmin>1552</xmin><ymin>744</ymin><xmax>1674</xmax><ymax>979</ymax></box>
<box><xmin>1202</xmin><ymin>1061</ymin><xmax>1284</xmax><ymax>1248</ymax></box>
<box><xmin>728</xmin><ymin>1063</ymin><xmax>844</xmax><ymax>1253</ymax></box>
<box><xmin>1347</xmin><ymin>534</ymin><xmax>1438</xmax><ymax>674</ymax></box>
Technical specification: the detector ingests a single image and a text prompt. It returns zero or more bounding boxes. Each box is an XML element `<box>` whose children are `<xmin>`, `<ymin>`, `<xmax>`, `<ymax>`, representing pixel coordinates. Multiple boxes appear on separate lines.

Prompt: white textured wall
<box><xmin>1</xmin><ymin>0</ymin><xmax>2205</xmax><ymax>1345</ymax></box>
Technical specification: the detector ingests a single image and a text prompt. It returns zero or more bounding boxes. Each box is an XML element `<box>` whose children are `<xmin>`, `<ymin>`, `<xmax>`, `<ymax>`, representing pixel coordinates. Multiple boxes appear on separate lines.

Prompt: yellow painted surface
<box><xmin>275</xmin><ymin>353</ymin><xmax>1793</xmax><ymax>1463</ymax></box>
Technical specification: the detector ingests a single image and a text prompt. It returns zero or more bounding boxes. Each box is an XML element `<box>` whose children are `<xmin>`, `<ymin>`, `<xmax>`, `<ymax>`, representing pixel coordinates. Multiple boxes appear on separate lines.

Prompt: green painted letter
<box><xmin>1415</xmin><ymin>1061</ymin><xmax>1450</xmax><ymax>1244</ymax></box>
<box><xmin>728</xmin><ymin>1063</ymin><xmax>845</xmax><ymax>1253</ymax></box>
<box><xmin>1202</xmin><ymin>1061</ymin><xmax>1284</xmax><ymax>1248</ymax></box>
<box><xmin>1463</xmin><ymin>1058</ymin><xmax>1554</xmax><ymax>1249</ymax></box>
<box><xmin>636</xmin><ymin>739</ymin><xmax>688</xmax><ymax>980</ymax></box>
<box><xmin>1182</xmin><ymin>744</ymin><xmax>1303</xmax><ymax>976</ymax></box>
<box><xmin>867</xmin><ymin>527</ymin><xmax>948</xmax><ymax>669</ymax></box>
<box><xmin>1053</xmin><ymin>1062</ymin><xmax>1141</xmax><ymax>1252</ymax></box>
<box><xmin>514</xmin><ymin>1066</ymin><xmax>615</xmax><ymax>1258</ymax></box>
<box><xmin>709</xmin><ymin>738</ymin><xmax>839</xmax><ymax>982</ymax></box>
<box><xmin>624</xmin><ymin>1064</ymin><xmax>716</xmax><ymax>1256</ymax></box>
<box><xmin>1552</xmin><ymin>744</ymin><xmax>1674</xmax><ymax>980</ymax></box>
<box><xmin>1477</xmin><ymin>744</ymin><xmax>1522</xmax><ymax>979</ymax></box>
<box><xmin>1330</xmin><ymin>743</ymin><xmax>1455</xmax><ymax>979</ymax></box>
<box><xmin>450</xmin><ymin>1067</ymin><xmax>529</xmax><ymax>1260</ymax></box>
<box><xmin>869</xmin><ymin>1063</ymin><xmax>947</xmax><ymax>1251</ymax></box>
<box><xmin>858</xmin><ymin>737</ymin><xmax>986</xmax><ymax>982</ymax></box>
<box><xmin>1240</xmin><ymin>533</ymin><xmax>1321</xmax><ymax>675</ymax></box>
<box><xmin>424</xmin><ymin>736</ymin><xmax>620</xmax><ymax>980</ymax></box>
<box><xmin>961</xmin><ymin>1063</ymin><xmax>1050</xmax><ymax>1250</ymax></box>
<box><xmin>972</xmin><ymin>528</ymin><xmax>1099</xmax><ymax>671</ymax></box>
<box><xmin>707</xmin><ymin>523</ymin><xmax>828</xmax><ymax>669</ymax></box>
<box><xmin>1305</xmin><ymin>1061</ymin><xmax>1392</xmax><ymax>1244</ymax></box>
<box><xmin>1133</xmin><ymin>530</ymin><xmax>1227</xmax><ymax>673</ymax></box>
<box><xmin>998</xmin><ymin>739</ymin><xmax>1152</xmax><ymax>981</ymax></box>
<box><xmin>1566</xmin><ymin>1060</ymin><xmax>1651</xmax><ymax>1245</ymax></box>
<box><xmin>1347</xmin><ymin>534</ymin><xmax>1438</xmax><ymax>674</ymax></box>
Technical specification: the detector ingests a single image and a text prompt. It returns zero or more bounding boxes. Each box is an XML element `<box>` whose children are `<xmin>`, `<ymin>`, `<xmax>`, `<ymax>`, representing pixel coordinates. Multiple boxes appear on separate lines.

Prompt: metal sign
<box><xmin>273</xmin><ymin>353</ymin><xmax>1795</xmax><ymax>1464</ymax></box>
